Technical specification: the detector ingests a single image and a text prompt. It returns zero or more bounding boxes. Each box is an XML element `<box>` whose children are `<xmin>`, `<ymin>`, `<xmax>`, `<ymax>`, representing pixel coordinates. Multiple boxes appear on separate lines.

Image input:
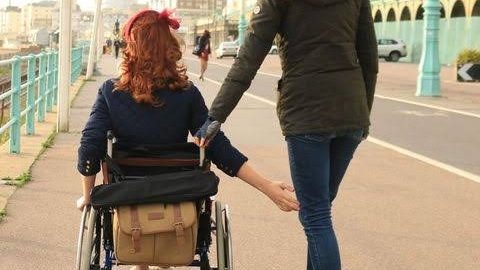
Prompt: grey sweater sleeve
<box><xmin>209</xmin><ymin>0</ymin><xmax>283</xmax><ymax>123</ymax></box>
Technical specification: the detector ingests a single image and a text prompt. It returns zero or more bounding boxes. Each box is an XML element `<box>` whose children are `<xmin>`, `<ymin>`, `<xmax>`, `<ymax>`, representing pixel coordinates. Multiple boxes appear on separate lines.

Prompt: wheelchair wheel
<box><xmin>224</xmin><ymin>205</ymin><xmax>233</xmax><ymax>270</ymax></box>
<box><xmin>215</xmin><ymin>201</ymin><xmax>233</xmax><ymax>270</ymax></box>
<box><xmin>76</xmin><ymin>206</ymin><xmax>98</xmax><ymax>270</ymax></box>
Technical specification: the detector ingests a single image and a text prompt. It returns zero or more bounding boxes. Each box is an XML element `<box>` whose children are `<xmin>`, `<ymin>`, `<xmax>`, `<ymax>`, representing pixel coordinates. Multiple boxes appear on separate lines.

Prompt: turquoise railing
<box><xmin>0</xmin><ymin>46</ymin><xmax>86</xmax><ymax>154</ymax></box>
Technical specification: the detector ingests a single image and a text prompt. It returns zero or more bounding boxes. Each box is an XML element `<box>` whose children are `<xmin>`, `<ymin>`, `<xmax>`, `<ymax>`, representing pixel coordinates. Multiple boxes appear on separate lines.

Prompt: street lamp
<box><xmin>416</xmin><ymin>0</ymin><xmax>442</xmax><ymax>96</ymax></box>
<box><xmin>237</xmin><ymin>0</ymin><xmax>247</xmax><ymax>45</ymax></box>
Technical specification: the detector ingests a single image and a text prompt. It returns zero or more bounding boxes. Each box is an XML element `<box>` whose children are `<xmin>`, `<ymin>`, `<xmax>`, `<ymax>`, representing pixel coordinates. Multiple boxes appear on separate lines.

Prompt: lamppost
<box><xmin>86</xmin><ymin>0</ymin><xmax>102</xmax><ymax>80</ymax></box>
<box><xmin>57</xmin><ymin>0</ymin><xmax>72</xmax><ymax>132</ymax></box>
<box><xmin>416</xmin><ymin>0</ymin><xmax>441</xmax><ymax>96</ymax></box>
<box><xmin>237</xmin><ymin>0</ymin><xmax>247</xmax><ymax>45</ymax></box>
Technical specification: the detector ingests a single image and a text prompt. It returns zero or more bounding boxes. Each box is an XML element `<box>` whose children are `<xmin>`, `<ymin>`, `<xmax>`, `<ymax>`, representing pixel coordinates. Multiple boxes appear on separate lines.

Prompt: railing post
<box><xmin>38</xmin><ymin>52</ymin><xmax>47</xmax><ymax>122</ymax></box>
<box><xmin>70</xmin><ymin>48</ymin><xmax>76</xmax><ymax>83</ymax></box>
<box><xmin>9</xmin><ymin>56</ymin><xmax>21</xmax><ymax>154</ymax></box>
<box><xmin>75</xmin><ymin>47</ymin><xmax>80</xmax><ymax>81</ymax></box>
<box><xmin>53</xmin><ymin>52</ymin><xmax>58</xmax><ymax>105</ymax></box>
<box><xmin>81</xmin><ymin>45</ymin><xmax>85</xmax><ymax>77</ymax></box>
<box><xmin>26</xmin><ymin>54</ymin><xmax>36</xmax><ymax>135</ymax></box>
<box><xmin>46</xmin><ymin>52</ymin><xmax>54</xmax><ymax>112</ymax></box>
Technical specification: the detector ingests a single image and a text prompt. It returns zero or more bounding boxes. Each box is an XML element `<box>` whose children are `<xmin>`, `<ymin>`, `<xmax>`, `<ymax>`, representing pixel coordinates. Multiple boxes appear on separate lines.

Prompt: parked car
<box><xmin>269</xmin><ymin>45</ymin><xmax>278</xmax><ymax>54</ymax></box>
<box><xmin>377</xmin><ymin>39</ymin><xmax>407</xmax><ymax>62</ymax></box>
<box><xmin>216</xmin><ymin>42</ymin><xmax>239</xmax><ymax>58</ymax></box>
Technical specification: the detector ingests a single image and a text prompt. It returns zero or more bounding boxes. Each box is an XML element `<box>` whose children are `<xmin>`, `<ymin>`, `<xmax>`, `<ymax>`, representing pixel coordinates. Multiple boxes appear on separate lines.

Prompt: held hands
<box><xmin>194</xmin><ymin>117</ymin><xmax>221</xmax><ymax>147</ymax></box>
<box><xmin>263</xmin><ymin>181</ymin><xmax>300</xmax><ymax>212</ymax></box>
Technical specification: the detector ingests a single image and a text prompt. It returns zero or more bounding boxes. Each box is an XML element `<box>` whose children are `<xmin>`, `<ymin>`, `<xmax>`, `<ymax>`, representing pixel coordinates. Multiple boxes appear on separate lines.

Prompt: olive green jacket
<box><xmin>209</xmin><ymin>0</ymin><xmax>378</xmax><ymax>136</ymax></box>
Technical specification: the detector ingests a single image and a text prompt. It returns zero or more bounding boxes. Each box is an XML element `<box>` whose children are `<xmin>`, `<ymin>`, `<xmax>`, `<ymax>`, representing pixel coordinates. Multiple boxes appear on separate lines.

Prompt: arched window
<box><xmin>400</xmin><ymin>7</ymin><xmax>411</xmax><ymax>21</ymax></box>
<box><xmin>387</xmin><ymin>8</ymin><xmax>396</xmax><ymax>21</ymax></box>
<box><xmin>473</xmin><ymin>0</ymin><xmax>480</xmax><ymax>16</ymax></box>
<box><xmin>374</xmin><ymin>10</ymin><xmax>383</xmax><ymax>22</ymax></box>
<box><xmin>440</xmin><ymin>6</ymin><xmax>446</xmax><ymax>18</ymax></box>
<box><xmin>415</xmin><ymin>5</ymin><xmax>424</xmax><ymax>20</ymax></box>
<box><xmin>451</xmin><ymin>0</ymin><xmax>466</xmax><ymax>17</ymax></box>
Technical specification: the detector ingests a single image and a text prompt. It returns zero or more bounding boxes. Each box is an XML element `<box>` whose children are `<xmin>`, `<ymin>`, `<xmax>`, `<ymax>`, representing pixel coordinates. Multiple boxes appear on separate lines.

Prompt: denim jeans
<box><xmin>286</xmin><ymin>129</ymin><xmax>363</xmax><ymax>270</ymax></box>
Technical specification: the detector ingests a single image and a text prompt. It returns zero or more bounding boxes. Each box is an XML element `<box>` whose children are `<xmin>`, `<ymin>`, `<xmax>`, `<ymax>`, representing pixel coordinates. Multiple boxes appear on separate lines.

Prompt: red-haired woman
<box><xmin>76</xmin><ymin>9</ymin><xmax>298</xmax><ymax>270</ymax></box>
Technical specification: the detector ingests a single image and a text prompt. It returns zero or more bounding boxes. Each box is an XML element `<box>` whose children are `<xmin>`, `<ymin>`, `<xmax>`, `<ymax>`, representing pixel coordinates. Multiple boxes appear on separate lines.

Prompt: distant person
<box><xmin>195</xmin><ymin>0</ymin><xmax>379</xmax><ymax>269</ymax></box>
<box><xmin>197</xmin><ymin>30</ymin><xmax>211</xmax><ymax>81</ymax></box>
<box><xmin>113</xmin><ymin>39</ymin><xmax>121</xmax><ymax>59</ymax></box>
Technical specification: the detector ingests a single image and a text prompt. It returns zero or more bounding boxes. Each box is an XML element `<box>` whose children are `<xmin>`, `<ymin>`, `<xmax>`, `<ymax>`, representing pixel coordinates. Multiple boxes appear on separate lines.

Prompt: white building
<box><xmin>0</xmin><ymin>6</ymin><xmax>22</xmax><ymax>41</ymax></box>
<box><xmin>21</xmin><ymin>1</ymin><xmax>57</xmax><ymax>34</ymax></box>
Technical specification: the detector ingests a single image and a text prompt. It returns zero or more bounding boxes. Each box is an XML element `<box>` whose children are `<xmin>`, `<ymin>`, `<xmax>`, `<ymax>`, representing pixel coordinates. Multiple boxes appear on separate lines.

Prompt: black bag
<box><xmin>192</xmin><ymin>36</ymin><xmax>203</xmax><ymax>56</ymax></box>
<box><xmin>90</xmin><ymin>170</ymin><xmax>219</xmax><ymax>208</ymax></box>
<box><xmin>192</xmin><ymin>44</ymin><xmax>202</xmax><ymax>56</ymax></box>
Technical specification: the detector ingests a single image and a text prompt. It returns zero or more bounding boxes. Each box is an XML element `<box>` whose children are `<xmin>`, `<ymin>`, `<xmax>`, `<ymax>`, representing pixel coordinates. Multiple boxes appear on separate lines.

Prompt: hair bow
<box><xmin>124</xmin><ymin>9</ymin><xmax>181</xmax><ymax>41</ymax></box>
<box><xmin>158</xmin><ymin>8</ymin><xmax>180</xmax><ymax>30</ymax></box>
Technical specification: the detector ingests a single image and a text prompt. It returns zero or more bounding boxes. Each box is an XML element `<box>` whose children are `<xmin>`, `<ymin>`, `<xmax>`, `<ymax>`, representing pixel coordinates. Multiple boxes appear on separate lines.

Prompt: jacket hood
<box><xmin>302</xmin><ymin>0</ymin><xmax>345</xmax><ymax>7</ymax></box>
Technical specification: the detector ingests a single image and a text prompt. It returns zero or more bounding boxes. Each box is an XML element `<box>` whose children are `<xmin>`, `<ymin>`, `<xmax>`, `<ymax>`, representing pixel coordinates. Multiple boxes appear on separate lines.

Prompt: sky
<box><xmin>1</xmin><ymin>0</ymin><xmax>149</xmax><ymax>11</ymax></box>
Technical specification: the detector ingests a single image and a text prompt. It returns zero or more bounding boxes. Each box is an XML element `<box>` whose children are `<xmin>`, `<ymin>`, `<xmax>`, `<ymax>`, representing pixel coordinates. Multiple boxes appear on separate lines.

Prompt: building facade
<box><xmin>0</xmin><ymin>6</ymin><xmax>21</xmax><ymax>40</ymax></box>
<box><xmin>371</xmin><ymin>0</ymin><xmax>480</xmax><ymax>64</ymax></box>
<box><xmin>21</xmin><ymin>1</ymin><xmax>56</xmax><ymax>34</ymax></box>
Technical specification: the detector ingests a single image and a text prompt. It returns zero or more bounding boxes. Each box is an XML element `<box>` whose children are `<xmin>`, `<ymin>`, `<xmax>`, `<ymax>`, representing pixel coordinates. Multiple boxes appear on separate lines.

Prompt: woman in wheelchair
<box><xmin>76</xmin><ymin>9</ymin><xmax>298</xmax><ymax>270</ymax></box>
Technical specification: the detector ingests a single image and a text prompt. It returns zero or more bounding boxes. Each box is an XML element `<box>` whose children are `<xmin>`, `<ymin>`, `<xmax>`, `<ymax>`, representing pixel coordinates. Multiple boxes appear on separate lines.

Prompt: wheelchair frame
<box><xmin>75</xmin><ymin>133</ymin><xmax>233</xmax><ymax>270</ymax></box>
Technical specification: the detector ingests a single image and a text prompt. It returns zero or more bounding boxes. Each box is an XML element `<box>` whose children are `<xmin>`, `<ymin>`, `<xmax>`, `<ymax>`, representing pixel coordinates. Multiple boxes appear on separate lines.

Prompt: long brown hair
<box><xmin>115</xmin><ymin>10</ymin><xmax>189</xmax><ymax>106</ymax></box>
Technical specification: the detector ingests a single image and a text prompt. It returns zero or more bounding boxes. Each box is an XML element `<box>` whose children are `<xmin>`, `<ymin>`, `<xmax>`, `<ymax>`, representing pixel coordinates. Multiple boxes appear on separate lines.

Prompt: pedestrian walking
<box><xmin>76</xmin><ymin>9</ymin><xmax>299</xmax><ymax>270</ymax></box>
<box><xmin>113</xmin><ymin>39</ymin><xmax>121</xmax><ymax>59</ymax></box>
<box><xmin>197</xmin><ymin>30</ymin><xmax>211</xmax><ymax>81</ymax></box>
<box><xmin>195</xmin><ymin>0</ymin><xmax>379</xmax><ymax>269</ymax></box>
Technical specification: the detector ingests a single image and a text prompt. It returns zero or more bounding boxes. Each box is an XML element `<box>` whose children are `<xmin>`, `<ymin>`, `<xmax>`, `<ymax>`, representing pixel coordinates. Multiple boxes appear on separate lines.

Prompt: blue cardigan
<box><xmin>78</xmin><ymin>79</ymin><xmax>247</xmax><ymax>177</ymax></box>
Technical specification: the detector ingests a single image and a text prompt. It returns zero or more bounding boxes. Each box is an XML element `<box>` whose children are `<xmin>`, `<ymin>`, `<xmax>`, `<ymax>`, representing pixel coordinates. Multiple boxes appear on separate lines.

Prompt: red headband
<box><xmin>124</xmin><ymin>9</ymin><xmax>180</xmax><ymax>41</ymax></box>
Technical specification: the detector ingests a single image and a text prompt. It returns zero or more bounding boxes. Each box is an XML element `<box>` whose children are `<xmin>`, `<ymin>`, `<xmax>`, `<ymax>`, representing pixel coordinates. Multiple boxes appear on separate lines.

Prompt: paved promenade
<box><xmin>0</xmin><ymin>55</ymin><xmax>479</xmax><ymax>269</ymax></box>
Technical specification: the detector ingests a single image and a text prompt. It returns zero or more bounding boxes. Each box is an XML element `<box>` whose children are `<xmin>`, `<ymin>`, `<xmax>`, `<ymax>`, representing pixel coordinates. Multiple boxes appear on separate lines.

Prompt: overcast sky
<box><xmin>1</xmin><ymin>0</ymin><xmax>148</xmax><ymax>11</ymax></box>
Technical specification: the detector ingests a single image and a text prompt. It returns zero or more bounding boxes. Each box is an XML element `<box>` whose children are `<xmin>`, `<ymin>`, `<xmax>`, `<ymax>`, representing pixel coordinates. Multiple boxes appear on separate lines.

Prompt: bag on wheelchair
<box><xmin>90</xmin><ymin>170</ymin><xmax>219</xmax><ymax>207</ymax></box>
<box><xmin>114</xmin><ymin>202</ymin><xmax>198</xmax><ymax>266</ymax></box>
<box><xmin>89</xmin><ymin>142</ymin><xmax>218</xmax><ymax>266</ymax></box>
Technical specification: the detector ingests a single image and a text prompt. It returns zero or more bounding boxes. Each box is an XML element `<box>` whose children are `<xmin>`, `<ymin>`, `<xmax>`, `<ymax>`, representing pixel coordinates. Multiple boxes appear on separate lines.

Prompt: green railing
<box><xmin>0</xmin><ymin>46</ymin><xmax>86</xmax><ymax>154</ymax></box>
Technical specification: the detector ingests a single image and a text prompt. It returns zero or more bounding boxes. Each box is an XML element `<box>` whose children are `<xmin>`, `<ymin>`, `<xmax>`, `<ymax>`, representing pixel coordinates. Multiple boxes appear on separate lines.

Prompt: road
<box><xmin>0</xmin><ymin>55</ymin><xmax>479</xmax><ymax>269</ymax></box>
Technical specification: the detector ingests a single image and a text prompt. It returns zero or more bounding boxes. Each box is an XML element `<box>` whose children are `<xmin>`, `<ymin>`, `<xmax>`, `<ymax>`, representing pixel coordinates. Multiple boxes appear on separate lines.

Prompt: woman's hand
<box><xmin>236</xmin><ymin>162</ymin><xmax>300</xmax><ymax>212</ymax></box>
<box><xmin>194</xmin><ymin>116</ymin><xmax>221</xmax><ymax>147</ymax></box>
<box><xmin>78</xmin><ymin>175</ymin><xmax>96</xmax><ymax>211</ymax></box>
<box><xmin>76</xmin><ymin>196</ymin><xmax>90</xmax><ymax>211</ymax></box>
<box><xmin>263</xmin><ymin>181</ymin><xmax>300</xmax><ymax>212</ymax></box>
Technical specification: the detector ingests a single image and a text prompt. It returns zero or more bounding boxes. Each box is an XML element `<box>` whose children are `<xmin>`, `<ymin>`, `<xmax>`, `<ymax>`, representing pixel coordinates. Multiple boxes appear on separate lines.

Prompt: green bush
<box><xmin>457</xmin><ymin>49</ymin><xmax>480</xmax><ymax>65</ymax></box>
<box><xmin>0</xmin><ymin>66</ymin><xmax>10</xmax><ymax>77</ymax></box>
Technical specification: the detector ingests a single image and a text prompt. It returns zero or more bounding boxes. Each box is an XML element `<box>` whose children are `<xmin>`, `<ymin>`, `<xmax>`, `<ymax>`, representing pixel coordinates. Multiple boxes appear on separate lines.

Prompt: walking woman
<box><xmin>76</xmin><ymin>9</ymin><xmax>298</xmax><ymax>270</ymax></box>
<box><xmin>197</xmin><ymin>30</ymin><xmax>211</xmax><ymax>81</ymax></box>
<box><xmin>195</xmin><ymin>0</ymin><xmax>379</xmax><ymax>269</ymax></box>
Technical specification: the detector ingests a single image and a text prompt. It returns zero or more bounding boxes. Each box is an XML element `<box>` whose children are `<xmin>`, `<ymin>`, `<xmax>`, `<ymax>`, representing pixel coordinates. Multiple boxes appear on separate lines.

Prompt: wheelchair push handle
<box><xmin>199</xmin><ymin>147</ymin><xmax>205</xmax><ymax>167</ymax></box>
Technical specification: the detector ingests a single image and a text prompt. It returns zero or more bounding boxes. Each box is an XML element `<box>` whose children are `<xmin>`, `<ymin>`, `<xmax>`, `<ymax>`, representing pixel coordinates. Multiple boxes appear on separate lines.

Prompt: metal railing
<box><xmin>0</xmin><ymin>46</ymin><xmax>86</xmax><ymax>154</ymax></box>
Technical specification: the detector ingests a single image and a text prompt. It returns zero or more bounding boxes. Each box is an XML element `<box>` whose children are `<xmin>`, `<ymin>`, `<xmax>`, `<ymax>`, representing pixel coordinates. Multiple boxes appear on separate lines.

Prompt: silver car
<box><xmin>377</xmin><ymin>39</ymin><xmax>407</xmax><ymax>62</ymax></box>
<box><xmin>215</xmin><ymin>42</ymin><xmax>239</xmax><ymax>58</ymax></box>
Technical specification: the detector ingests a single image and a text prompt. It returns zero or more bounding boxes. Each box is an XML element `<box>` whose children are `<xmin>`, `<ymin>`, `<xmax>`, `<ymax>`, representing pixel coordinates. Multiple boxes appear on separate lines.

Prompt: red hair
<box><xmin>115</xmin><ymin>10</ymin><xmax>188</xmax><ymax>106</ymax></box>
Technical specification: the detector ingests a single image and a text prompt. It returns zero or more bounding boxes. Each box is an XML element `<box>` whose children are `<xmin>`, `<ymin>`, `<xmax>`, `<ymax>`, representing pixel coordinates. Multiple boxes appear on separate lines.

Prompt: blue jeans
<box><xmin>286</xmin><ymin>129</ymin><xmax>363</xmax><ymax>270</ymax></box>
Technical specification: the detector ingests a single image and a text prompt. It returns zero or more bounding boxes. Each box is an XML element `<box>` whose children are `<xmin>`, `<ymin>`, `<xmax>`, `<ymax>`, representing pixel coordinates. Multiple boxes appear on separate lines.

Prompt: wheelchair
<box><xmin>76</xmin><ymin>132</ymin><xmax>233</xmax><ymax>270</ymax></box>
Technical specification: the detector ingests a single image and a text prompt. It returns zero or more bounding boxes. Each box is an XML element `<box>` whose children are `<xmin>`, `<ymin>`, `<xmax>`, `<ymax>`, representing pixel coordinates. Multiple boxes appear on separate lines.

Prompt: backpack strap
<box><xmin>173</xmin><ymin>204</ymin><xmax>186</xmax><ymax>245</ymax></box>
<box><xmin>130</xmin><ymin>205</ymin><xmax>142</xmax><ymax>253</ymax></box>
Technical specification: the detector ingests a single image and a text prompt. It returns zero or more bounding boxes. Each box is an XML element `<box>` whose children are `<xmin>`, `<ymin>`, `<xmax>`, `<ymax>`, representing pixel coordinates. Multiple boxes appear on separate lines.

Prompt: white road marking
<box><xmin>188</xmin><ymin>70</ymin><xmax>480</xmax><ymax>184</ymax></box>
<box><xmin>187</xmin><ymin>71</ymin><xmax>277</xmax><ymax>106</ymax></box>
<box><xmin>367</xmin><ymin>137</ymin><xmax>480</xmax><ymax>184</ymax></box>
<box><xmin>399</xmin><ymin>110</ymin><xmax>448</xmax><ymax>117</ymax></box>
<box><xmin>185</xmin><ymin>57</ymin><xmax>480</xmax><ymax>119</ymax></box>
<box><xmin>184</xmin><ymin>56</ymin><xmax>282</xmax><ymax>78</ymax></box>
<box><xmin>375</xmin><ymin>95</ymin><xmax>480</xmax><ymax>119</ymax></box>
